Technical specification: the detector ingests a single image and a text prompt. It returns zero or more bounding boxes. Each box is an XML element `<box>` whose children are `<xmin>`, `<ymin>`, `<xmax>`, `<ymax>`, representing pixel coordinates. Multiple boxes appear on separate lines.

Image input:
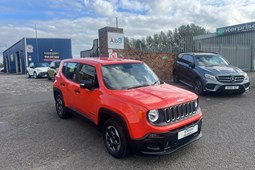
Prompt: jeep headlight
<box><xmin>148</xmin><ymin>110</ymin><xmax>159</xmax><ymax>123</ymax></box>
<box><xmin>205</xmin><ymin>74</ymin><xmax>217</xmax><ymax>81</ymax></box>
<box><xmin>194</xmin><ymin>98</ymin><xmax>199</xmax><ymax>110</ymax></box>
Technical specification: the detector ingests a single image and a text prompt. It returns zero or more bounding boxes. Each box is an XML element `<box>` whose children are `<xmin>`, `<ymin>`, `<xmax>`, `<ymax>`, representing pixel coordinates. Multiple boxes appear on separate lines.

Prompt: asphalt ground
<box><xmin>0</xmin><ymin>73</ymin><xmax>255</xmax><ymax>170</ymax></box>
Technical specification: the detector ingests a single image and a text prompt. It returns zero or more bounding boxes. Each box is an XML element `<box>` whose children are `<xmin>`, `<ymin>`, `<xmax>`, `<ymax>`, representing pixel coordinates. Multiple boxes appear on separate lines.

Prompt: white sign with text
<box><xmin>107</xmin><ymin>32</ymin><xmax>124</xmax><ymax>49</ymax></box>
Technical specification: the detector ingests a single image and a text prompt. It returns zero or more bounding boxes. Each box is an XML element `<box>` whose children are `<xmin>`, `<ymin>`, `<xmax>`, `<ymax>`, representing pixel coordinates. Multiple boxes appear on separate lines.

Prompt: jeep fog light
<box><xmin>148</xmin><ymin>110</ymin><xmax>159</xmax><ymax>123</ymax></box>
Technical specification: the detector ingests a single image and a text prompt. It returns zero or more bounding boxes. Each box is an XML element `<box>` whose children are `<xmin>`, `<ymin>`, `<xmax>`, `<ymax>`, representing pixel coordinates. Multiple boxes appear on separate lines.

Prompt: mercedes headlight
<box><xmin>148</xmin><ymin>110</ymin><xmax>159</xmax><ymax>123</ymax></box>
<box><xmin>205</xmin><ymin>74</ymin><xmax>217</xmax><ymax>81</ymax></box>
<box><xmin>244</xmin><ymin>73</ymin><xmax>249</xmax><ymax>81</ymax></box>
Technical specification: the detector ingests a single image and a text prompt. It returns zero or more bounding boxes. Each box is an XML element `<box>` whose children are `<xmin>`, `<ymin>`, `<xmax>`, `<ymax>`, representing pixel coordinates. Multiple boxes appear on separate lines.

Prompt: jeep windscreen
<box><xmin>101</xmin><ymin>63</ymin><xmax>160</xmax><ymax>90</ymax></box>
<box><xmin>195</xmin><ymin>55</ymin><xmax>229</xmax><ymax>67</ymax></box>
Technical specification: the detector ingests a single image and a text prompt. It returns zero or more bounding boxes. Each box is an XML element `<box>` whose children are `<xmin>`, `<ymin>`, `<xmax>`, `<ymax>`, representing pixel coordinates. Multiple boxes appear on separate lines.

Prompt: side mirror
<box><xmin>80</xmin><ymin>79</ymin><xmax>94</xmax><ymax>90</ymax></box>
<box><xmin>189</xmin><ymin>63</ymin><xmax>195</xmax><ymax>68</ymax></box>
<box><xmin>30</xmin><ymin>66</ymin><xmax>35</xmax><ymax>69</ymax></box>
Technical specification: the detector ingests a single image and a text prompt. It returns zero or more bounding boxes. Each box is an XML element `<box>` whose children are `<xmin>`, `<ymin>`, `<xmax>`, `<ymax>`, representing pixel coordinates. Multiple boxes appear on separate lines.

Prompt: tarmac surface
<box><xmin>0</xmin><ymin>73</ymin><xmax>255</xmax><ymax>170</ymax></box>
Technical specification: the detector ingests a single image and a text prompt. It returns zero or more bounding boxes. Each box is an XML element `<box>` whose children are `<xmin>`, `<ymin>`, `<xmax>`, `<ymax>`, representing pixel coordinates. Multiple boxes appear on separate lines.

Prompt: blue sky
<box><xmin>0</xmin><ymin>0</ymin><xmax>255</xmax><ymax>62</ymax></box>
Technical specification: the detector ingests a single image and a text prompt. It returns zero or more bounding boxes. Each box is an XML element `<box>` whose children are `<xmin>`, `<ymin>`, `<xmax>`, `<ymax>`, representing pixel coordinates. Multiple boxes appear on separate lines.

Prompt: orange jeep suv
<box><xmin>53</xmin><ymin>57</ymin><xmax>203</xmax><ymax>158</ymax></box>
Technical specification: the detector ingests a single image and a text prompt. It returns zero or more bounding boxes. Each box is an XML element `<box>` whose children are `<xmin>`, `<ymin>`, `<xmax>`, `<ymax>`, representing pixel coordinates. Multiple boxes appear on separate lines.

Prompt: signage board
<box><xmin>162</xmin><ymin>56</ymin><xmax>168</xmax><ymax>60</ymax></box>
<box><xmin>216</xmin><ymin>21</ymin><xmax>255</xmax><ymax>36</ymax></box>
<box><xmin>26</xmin><ymin>45</ymin><xmax>33</xmax><ymax>53</ymax></box>
<box><xmin>43</xmin><ymin>52</ymin><xmax>60</xmax><ymax>61</ymax></box>
<box><xmin>107</xmin><ymin>32</ymin><xmax>124</xmax><ymax>49</ymax></box>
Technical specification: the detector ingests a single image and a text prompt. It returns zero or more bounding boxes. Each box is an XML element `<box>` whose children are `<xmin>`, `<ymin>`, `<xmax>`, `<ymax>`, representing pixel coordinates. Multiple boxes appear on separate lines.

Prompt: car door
<box><xmin>74</xmin><ymin>63</ymin><xmax>100</xmax><ymax>123</ymax></box>
<box><xmin>183</xmin><ymin>55</ymin><xmax>197</xmax><ymax>86</ymax></box>
<box><xmin>60</xmin><ymin>62</ymin><xmax>79</xmax><ymax>108</ymax></box>
<box><xmin>178</xmin><ymin>55</ymin><xmax>196</xmax><ymax>85</ymax></box>
<box><xmin>176</xmin><ymin>55</ymin><xmax>190</xmax><ymax>82</ymax></box>
<box><xmin>49</xmin><ymin>62</ymin><xmax>56</xmax><ymax>78</ymax></box>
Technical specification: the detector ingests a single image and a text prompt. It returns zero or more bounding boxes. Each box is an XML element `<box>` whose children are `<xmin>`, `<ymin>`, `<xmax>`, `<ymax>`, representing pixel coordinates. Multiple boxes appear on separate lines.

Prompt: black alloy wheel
<box><xmin>55</xmin><ymin>94</ymin><xmax>70</xmax><ymax>119</ymax></box>
<box><xmin>194</xmin><ymin>78</ymin><xmax>204</xmax><ymax>95</ymax></box>
<box><xmin>103</xmin><ymin>119</ymin><xmax>129</xmax><ymax>158</ymax></box>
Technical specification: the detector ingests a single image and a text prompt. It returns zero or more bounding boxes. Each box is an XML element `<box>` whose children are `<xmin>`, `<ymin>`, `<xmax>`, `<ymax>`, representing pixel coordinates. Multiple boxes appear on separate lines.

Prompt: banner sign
<box><xmin>43</xmin><ymin>52</ymin><xmax>60</xmax><ymax>61</ymax></box>
<box><xmin>216</xmin><ymin>21</ymin><xmax>255</xmax><ymax>36</ymax></box>
<box><xmin>107</xmin><ymin>32</ymin><xmax>124</xmax><ymax>49</ymax></box>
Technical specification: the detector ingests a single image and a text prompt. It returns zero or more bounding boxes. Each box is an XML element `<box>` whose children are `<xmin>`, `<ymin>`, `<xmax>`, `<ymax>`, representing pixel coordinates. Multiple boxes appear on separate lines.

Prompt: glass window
<box><xmin>181</xmin><ymin>55</ymin><xmax>193</xmax><ymax>64</ymax></box>
<box><xmin>101</xmin><ymin>63</ymin><xmax>159</xmax><ymax>90</ymax></box>
<box><xmin>78</xmin><ymin>64</ymin><xmax>98</xmax><ymax>87</ymax></box>
<box><xmin>50</xmin><ymin>62</ymin><xmax>54</xmax><ymax>68</ymax></box>
<box><xmin>186</xmin><ymin>55</ymin><xmax>194</xmax><ymax>63</ymax></box>
<box><xmin>34</xmin><ymin>63</ymin><xmax>49</xmax><ymax>67</ymax></box>
<box><xmin>181</xmin><ymin>55</ymin><xmax>189</xmax><ymax>62</ymax></box>
<box><xmin>195</xmin><ymin>55</ymin><xmax>229</xmax><ymax>67</ymax></box>
<box><xmin>55</xmin><ymin>61</ymin><xmax>60</xmax><ymax>68</ymax></box>
<box><xmin>29</xmin><ymin>62</ymin><xmax>34</xmax><ymax>67</ymax></box>
<box><xmin>62</xmin><ymin>62</ymin><xmax>78</xmax><ymax>81</ymax></box>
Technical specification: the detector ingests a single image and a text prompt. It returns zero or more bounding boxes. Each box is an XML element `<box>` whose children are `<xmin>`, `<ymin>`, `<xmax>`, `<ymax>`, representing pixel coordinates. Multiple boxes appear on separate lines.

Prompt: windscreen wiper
<box><xmin>128</xmin><ymin>84</ymin><xmax>150</xmax><ymax>89</ymax></box>
<box><xmin>152</xmin><ymin>80</ymin><xmax>160</xmax><ymax>85</ymax></box>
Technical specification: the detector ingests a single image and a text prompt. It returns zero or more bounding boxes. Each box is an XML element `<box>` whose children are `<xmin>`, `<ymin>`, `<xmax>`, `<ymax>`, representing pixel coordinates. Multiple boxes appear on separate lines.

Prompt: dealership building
<box><xmin>2</xmin><ymin>38</ymin><xmax>72</xmax><ymax>74</ymax></box>
<box><xmin>194</xmin><ymin>21</ymin><xmax>255</xmax><ymax>71</ymax></box>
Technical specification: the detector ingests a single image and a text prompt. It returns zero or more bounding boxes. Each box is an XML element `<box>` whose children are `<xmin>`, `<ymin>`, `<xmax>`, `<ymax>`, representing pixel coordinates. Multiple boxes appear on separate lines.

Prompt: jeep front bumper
<box><xmin>133</xmin><ymin>119</ymin><xmax>202</xmax><ymax>155</ymax></box>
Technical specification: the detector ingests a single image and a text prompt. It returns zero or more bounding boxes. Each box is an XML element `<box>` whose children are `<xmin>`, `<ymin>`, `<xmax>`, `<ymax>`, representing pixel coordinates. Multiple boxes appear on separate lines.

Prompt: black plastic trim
<box><xmin>98</xmin><ymin>108</ymin><xmax>131</xmax><ymax>140</ymax></box>
<box><xmin>133</xmin><ymin>118</ymin><xmax>202</xmax><ymax>155</ymax></box>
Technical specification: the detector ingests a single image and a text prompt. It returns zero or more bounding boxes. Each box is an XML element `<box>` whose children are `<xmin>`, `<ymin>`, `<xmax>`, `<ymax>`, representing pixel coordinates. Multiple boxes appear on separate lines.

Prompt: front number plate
<box><xmin>178</xmin><ymin>125</ymin><xmax>198</xmax><ymax>140</ymax></box>
<box><xmin>225</xmin><ymin>86</ymin><xmax>239</xmax><ymax>90</ymax></box>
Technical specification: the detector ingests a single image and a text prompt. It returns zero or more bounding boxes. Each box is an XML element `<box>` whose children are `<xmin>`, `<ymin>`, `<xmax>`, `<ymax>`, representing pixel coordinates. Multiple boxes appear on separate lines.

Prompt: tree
<box><xmin>129</xmin><ymin>23</ymin><xmax>208</xmax><ymax>52</ymax></box>
<box><xmin>178</xmin><ymin>24</ymin><xmax>206</xmax><ymax>37</ymax></box>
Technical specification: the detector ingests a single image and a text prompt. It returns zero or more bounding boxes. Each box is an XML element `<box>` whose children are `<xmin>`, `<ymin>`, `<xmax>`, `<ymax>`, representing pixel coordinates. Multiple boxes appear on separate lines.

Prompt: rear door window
<box><xmin>77</xmin><ymin>64</ymin><xmax>99</xmax><ymax>88</ymax></box>
<box><xmin>62</xmin><ymin>62</ymin><xmax>78</xmax><ymax>82</ymax></box>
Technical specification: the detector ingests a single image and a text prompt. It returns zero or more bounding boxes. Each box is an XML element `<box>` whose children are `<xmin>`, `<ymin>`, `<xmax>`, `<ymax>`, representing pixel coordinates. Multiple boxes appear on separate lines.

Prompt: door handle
<box><xmin>74</xmin><ymin>89</ymin><xmax>80</xmax><ymax>94</ymax></box>
<box><xmin>60</xmin><ymin>83</ymin><xmax>65</xmax><ymax>87</ymax></box>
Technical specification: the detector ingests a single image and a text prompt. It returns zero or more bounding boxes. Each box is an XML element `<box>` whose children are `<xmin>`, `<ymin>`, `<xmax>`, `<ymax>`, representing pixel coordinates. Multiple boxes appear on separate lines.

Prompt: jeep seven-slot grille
<box><xmin>217</xmin><ymin>75</ymin><xmax>244</xmax><ymax>83</ymax></box>
<box><xmin>163</xmin><ymin>100</ymin><xmax>198</xmax><ymax>124</ymax></box>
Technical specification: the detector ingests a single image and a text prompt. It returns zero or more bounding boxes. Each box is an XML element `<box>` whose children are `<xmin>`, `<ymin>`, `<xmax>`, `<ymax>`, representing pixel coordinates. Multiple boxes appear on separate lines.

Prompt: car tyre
<box><xmin>55</xmin><ymin>94</ymin><xmax>70</xmax><ymax>119</ymax></box>
<box><xmin>47</xmin><ymin>73</ymin><xmax>52</xmax><ymax>80</ymax></box>
<box><xmin>103</xmin><ymin>119</ymin><xmax>129</xmax><ymax>158</ymax></box>
<box><xmin>27</xmin><ymin>72</ymin><xmax>31</xmax><ymax>78</ymax></box>
<box><xmin>33</xmin><ymin>72</ymin><xmax>38</xmax><ymax>79</ymax></box>
<box><xmin>194</xmin><ymin>78</ymin><xmax>204</xmax><ymax>95</ymax></box>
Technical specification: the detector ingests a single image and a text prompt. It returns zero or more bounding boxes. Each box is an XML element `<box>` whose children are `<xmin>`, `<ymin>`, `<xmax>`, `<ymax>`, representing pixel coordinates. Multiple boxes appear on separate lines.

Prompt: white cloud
<box><xmin>119</xmin><ymin>0</ymin><xmax>148</xmax><ymax>11</ymax></box>
<box><xmin>1</xmin><ymin>0</ymin><xmax>255</xmax><ymax>62</ymax></box>
<box><xmin>92</xmin><ymin>0</ymin><xmax>117</xmax><ymax>17</ymax></box>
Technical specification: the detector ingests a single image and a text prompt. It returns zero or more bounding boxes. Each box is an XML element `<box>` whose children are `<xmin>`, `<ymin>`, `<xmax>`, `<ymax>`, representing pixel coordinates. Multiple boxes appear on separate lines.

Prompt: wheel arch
<box><xmin>98</xmin><ymin>108</ymin><xmax>131</xmax><ymax>140</ymax></box>
<box><xmin>53</xmin><ymin>87</ymin><xmax>62</xmax><ymax>100</ymax></box>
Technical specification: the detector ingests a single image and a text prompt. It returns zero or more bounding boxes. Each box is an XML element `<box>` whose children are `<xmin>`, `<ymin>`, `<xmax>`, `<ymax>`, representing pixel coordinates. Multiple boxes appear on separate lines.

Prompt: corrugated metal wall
<box><xmin>3</xmin><ymin>38</ymin><xmax>72</xmax><ymax>74</ymax></box>
<box><xmin>194</xmin><ymin>32</ymin><xmax>255</xmax><ymax>71</ymax></box>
